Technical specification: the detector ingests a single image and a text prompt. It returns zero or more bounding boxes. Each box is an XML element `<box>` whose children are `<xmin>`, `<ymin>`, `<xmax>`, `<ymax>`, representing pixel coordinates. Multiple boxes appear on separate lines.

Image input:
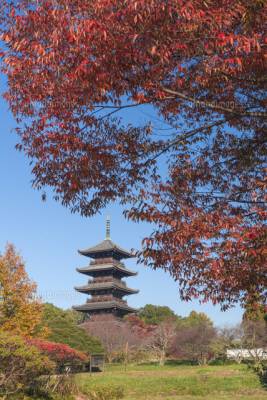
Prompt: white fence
<box><xmin>226</xmin><ymin>348</ymin><xmax>267</xmax><ymax>361</ymax></box>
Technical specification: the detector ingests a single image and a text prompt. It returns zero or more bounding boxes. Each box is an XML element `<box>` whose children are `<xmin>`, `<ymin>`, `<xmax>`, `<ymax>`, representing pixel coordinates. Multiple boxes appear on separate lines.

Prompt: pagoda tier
<box><xmin>78</xmin><ymin>238</ymin><xmax>134</xmax><ymax>260</ymax></box>
<box><xmin>76</xmin><ymin>259</ymin><xmax>137</xmax><ymax>278</ymax></box>
<box><xmin>75</xmin><ymin>278</ymin><xmax>139</xmax><ymax>295</ymax></box>
<box><xmin>74</xmin><ymin>300</ymin><xmax>136</xmax><ymax>317</ymax></box>
<box><xmin>73</xmin><ymin>219</ymin><xmax>138</xmax><ymax>319</ymax></box>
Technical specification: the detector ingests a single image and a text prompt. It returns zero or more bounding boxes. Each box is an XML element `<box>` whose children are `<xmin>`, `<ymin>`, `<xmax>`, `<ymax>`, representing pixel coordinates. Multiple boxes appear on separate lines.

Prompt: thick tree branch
<box><xmin>161</xmin><ymin>87</ymin><xmax>267</xmax><ymax>118</ymax></box>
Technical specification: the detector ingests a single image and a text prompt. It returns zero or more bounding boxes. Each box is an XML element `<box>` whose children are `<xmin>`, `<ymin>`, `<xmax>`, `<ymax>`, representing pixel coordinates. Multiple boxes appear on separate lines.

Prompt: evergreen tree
<box><xmin>40</xmin><ymin>303</ymin><xmax>103</xmax><ymax>354</ymax></box>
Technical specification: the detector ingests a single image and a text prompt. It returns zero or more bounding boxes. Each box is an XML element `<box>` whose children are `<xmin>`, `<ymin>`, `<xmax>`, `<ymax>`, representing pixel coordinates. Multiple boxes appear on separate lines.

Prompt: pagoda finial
<box><xmin>106</xmin><ymin>216</ymin><xmax>111</xmax><ymax>239</ymax></box>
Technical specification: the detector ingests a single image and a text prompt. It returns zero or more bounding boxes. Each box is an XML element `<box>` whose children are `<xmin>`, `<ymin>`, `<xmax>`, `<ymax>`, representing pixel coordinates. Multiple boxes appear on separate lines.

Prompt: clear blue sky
<box><xmin>0</xmin><ymin>73</ymin><xmax>243</xmax><ymax>326</ymax></box>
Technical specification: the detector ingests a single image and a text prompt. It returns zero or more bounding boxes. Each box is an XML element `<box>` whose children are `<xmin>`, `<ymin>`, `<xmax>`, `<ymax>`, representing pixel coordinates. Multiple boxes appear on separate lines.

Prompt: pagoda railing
<box><xmin>87</xmin><ymin>295</ymin><xmax>127</xmax><ymax>304</ymax></box>
<box><xmin>89</xmin><ymin>277</ymin><xmax>127</xmax><ymax>287</ymax></box>
<box><xmin>92</xmin><ymin>276</ymin><xmax>113</xmax><ymax>283</ymax></box>
<box><xmin>90</xmin><ymin>257</ymin><xmax>120</xmax><ymax>265</ymax></box>
<box><xmin>113</xmin><ymin>279</ymin><xmax>127</xmax><ymax>287</ymax></box>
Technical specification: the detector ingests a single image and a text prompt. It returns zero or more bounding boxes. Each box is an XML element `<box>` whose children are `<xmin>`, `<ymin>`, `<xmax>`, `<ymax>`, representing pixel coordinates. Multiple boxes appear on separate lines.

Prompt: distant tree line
<box><xmin>82</xmin><ymin>304</ymin><xmax>267</xmax><ymax>369</ymax></box>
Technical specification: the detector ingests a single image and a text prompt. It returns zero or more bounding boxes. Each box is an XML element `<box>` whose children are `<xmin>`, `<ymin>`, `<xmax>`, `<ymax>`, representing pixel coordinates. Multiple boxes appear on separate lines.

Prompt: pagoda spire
<box><xmin>106</xmin><ymin>215</ymin><xmax>111</xmax><ymax>240</ymax></box>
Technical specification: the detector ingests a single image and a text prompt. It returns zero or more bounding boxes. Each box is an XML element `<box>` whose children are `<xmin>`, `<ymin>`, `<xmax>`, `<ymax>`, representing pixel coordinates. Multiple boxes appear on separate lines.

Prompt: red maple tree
<box><xmin>0</xmin><ymin>0</ymin><xmax>266</xmax><ymax>308</ymax></box>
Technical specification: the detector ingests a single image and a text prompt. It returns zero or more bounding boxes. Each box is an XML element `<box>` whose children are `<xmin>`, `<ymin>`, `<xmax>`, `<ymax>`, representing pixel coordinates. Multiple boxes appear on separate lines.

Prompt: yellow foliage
<box><xmin>0</xmin><ymin>243</ymin><xmax>48</xmax><ymax>338</ymax></box>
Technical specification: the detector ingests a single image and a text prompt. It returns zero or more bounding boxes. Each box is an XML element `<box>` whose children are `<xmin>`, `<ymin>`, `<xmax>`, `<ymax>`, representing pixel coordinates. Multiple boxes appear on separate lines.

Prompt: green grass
<box><xmin>76</xmin><ymin>362</ymin><xmax>267</xmax><ymax>400</ymax></box>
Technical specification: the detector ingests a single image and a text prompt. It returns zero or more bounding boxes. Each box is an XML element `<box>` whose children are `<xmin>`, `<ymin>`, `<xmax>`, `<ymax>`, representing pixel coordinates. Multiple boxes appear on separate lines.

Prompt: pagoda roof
<box><xmin>74</xmin><ymin>281</ymin><xmax>139</xmax><ymax>295</ymax></box>
<box><xmin>76</xmin><ymin>263</ymin><xmax>137</xmax><ymax>277</ymax></box>
<box><xmin>73</xmin><ymin>301</ymin><xmax>137</xmax><ymax>313</ymax></box>
<box><xmin>78</xmin><ymin>239</ymin><xmax>134</xmax><ymax>259</ymax></box>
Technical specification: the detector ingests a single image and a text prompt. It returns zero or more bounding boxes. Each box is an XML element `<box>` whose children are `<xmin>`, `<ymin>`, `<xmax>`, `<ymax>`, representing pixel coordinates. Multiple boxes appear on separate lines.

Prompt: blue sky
<box><xmin>0</xmin><ymin>73</ymin><xmax>243</xmax><ymax>326</ymax></box>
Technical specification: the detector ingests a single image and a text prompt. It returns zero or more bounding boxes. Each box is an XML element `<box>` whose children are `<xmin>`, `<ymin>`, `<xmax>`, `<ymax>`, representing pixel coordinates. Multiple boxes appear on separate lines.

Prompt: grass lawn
<box><xmin>76</xmin><ymin>362</ymin><xmax>267</xmax><ymax>400</ymax></box>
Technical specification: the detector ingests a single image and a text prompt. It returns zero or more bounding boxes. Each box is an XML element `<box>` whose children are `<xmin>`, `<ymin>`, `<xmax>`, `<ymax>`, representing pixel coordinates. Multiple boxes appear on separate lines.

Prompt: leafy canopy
<box><xmin>0</xmin><ymin>0</ymin><xmax>266</xmax><ymax>309</ymax></box>
<box><xmin>138</xmin><ymin>304</ymin><xmax>180</xmax><ymax>325</ymax></box>
<box><xmin>181</xmin><ymin>311</ymin><xmax>214</xmax><ymax>328</ymax></box>
<box><xmin>0</xmin><ymin>244</ymin><xmax>46</xmax><ymax>337</ymax></box>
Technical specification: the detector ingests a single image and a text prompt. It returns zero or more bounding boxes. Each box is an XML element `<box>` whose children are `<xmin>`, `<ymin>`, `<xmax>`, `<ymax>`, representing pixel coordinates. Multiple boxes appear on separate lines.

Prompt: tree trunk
<box><xmin>159</xmin><ymin>350</ymin><xmax>166</xmax><ymax>366</ymax></box>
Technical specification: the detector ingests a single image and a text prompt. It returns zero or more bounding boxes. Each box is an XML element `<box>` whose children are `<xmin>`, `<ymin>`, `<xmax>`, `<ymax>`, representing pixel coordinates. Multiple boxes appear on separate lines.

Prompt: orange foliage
<box><xmin>0</xmin><ymin>244</ymin><xmax>47</xmax><ymax>337</ymax></box>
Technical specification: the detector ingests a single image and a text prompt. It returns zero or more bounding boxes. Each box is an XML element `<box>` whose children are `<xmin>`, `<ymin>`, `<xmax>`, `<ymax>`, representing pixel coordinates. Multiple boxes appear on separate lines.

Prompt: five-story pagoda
<box><xmin>73</xmin><ymin>218</ymin><xmax>139</xmax><ymax>319</ymax></box>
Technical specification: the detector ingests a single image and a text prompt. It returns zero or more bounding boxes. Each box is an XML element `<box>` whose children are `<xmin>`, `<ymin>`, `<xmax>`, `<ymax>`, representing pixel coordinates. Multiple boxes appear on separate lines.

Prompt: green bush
<box><xmin>0</xmin><ymin>331</ymin><xmax>55</xmax><ymax>399</ymax></box>
<box><xmin>39</xmin><ymin>303</ymin><xmax>103</xmax><ymax>354</ymax></box>
<box><xmin>248</xmin><ymin>360</ymin><xmax>267</xmax><ymax>385</ymax></box>
<box><xmin>84</xmin><ymin>386</ymin><xmax>124</xmax><ymax>400</ymax></box>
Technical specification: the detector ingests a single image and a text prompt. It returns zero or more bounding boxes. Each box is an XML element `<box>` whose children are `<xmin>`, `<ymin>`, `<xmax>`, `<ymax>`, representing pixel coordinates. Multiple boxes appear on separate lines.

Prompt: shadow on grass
<box><xmin>166</xmin><ymin>359</ymin><xmax>198</xmax><ymax>366</ymax></box>
<box><xmin>137</xmin><ymin>359</ymin><xmax>238</xmax><ymax>368</ymax></box>
<box><xmin>144</xmin><ymin>359</ymin><xmax>238</xmax><ymax>366</ymax></box>
<box><xmin>136</xmin><ymin>359</ymin><xmax>198</xmax><ymax>367</ymax></box>
<box><xmin>259</xmin><ymin>369</ymin><xmax>267</xmax><ymax>390</ymax></box>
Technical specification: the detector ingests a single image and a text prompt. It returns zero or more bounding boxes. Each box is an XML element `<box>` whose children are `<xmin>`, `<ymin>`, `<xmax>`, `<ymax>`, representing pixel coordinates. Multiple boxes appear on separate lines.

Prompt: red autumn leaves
<box><xmin>0</xmin><ymin>0</ymin><xmax>266</xmax><ymax>308</ymax></box>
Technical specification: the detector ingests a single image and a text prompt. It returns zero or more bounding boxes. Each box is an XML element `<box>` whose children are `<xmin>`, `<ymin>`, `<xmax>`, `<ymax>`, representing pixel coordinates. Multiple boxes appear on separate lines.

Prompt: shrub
<box><xmin>49</xmin><ymin>374</ymin><xmax>78</xmax><ymax>397</ymax></box>
<box><xmin>0</xmin><ymin>331</ymin><xmax>55</xmax><ymax>398</ymax></box>
<box><xmin>27</xmin><ymin>338</ymin><xmax>88</xmax><ymax>372</ymax></box>
<box><xmin>31</xmin><ymin>374</ymin><xmax>79</xmax><ymax>398</ymax></box>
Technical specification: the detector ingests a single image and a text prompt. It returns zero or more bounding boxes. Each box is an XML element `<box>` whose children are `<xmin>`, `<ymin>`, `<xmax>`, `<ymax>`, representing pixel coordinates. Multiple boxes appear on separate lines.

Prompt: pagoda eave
<box><xmin>76</xmin><ymin>265</ymin><xmax>137</xmax><ymax>277</ymax></box>
<box><xmin>78</xmin><ymin>239</ymin><xmax>135</xmax><ymax>260</ymax></box>
<box><xmin>74</xmin><ymin>284</ymin><xmax>139</xmax><ymax>295</ymax></box>
<box><xmin>73</xmin><ymin>301</ymin><xmax>137</xmax><ymax>314</ymax></box>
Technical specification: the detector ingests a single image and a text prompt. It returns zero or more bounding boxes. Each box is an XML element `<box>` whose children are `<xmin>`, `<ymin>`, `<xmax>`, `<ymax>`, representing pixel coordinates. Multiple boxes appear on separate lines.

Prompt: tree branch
<box><xmin>145</xmin><ymin>117</ymin><xmax>229</xmax><ymax>165</ymax></box>
<box><xmin>161</xmin><ymin>87</ymin><xmax>267</xmax><ymax>118</ymax></box>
